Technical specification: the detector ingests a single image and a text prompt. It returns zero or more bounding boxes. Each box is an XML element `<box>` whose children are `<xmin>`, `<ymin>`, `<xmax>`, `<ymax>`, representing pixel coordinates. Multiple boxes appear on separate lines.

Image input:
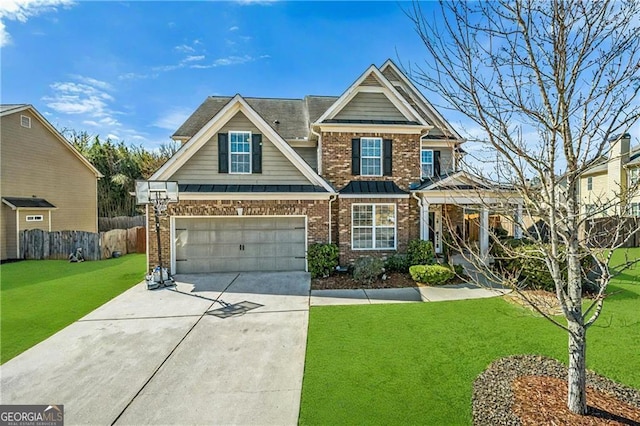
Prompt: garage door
<box><xmin>174</xmin><ymin>217</ymin><xmax>306</xmax><ymax>273</ymax></box>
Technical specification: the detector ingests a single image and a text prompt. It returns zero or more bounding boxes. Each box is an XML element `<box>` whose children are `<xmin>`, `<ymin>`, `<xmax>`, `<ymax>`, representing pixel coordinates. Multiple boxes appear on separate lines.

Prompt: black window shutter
<box><xmin>434</xmin><ymin>150</ymin><xmax>441</xmax><ymax>177</ymax></box>
<box><xmin>351</xmin><ymin>138</ymin><xmax>360</xmax><ymax>175</ymax></box>
<box><xmin>252</xmin><ymin>134</ymin><xmax>262</xmax><ymax>174</ymax></box>
<box><xmin>383</xmin><ymin>139</ymin><xmax>393</xmax><ymax>176</ymax></box>
<box><xmin>218</xmin><ymin>133</ymin><xmax>229</xmax><ymax>173</ymax></box>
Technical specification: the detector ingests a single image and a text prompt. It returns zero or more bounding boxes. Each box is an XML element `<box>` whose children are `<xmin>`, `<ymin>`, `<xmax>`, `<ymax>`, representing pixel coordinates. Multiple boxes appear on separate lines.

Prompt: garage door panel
<box><xmin>174</xmin><ymin>217</ymin><xmax>306</xmax><ymax>273</ymax></box>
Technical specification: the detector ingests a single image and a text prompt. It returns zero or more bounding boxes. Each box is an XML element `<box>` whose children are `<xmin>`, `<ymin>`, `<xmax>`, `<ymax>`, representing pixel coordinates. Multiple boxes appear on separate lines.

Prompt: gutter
<box><xmin>310</xmin><ymin>125</ymin><xmax>322</xmax><ymax>175</ymax></box>
<box><xmin>411</xmin><ymin>192</ymin><xmax>424</xmax><ymax>240</ymax></box>
<box><xmin>328</xmin><ymin>194</ymin><xmax>337</xmax><ymax>243</ymax></box>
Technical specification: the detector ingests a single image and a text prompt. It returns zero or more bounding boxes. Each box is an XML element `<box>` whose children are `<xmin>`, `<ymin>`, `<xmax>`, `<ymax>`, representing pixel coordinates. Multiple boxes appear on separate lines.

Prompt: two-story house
<box><xmin>147</xmin><ymin>60</ymin><xmax>513</xmax><ymax>273</ymax></box>
<box><xmin>580</xmin><ymin>133</ymin><xmax>640</xmax><ymax>217</ymax></box>
<box><xmin>1</xmin><ymin>104</ymin><xmax>102</xmax><ymax>261</ymax></box>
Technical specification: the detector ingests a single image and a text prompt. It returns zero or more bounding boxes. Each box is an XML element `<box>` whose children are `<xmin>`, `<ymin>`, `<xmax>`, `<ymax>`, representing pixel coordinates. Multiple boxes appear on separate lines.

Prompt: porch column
<box><xmin>423</xmin><ymin>199</ymin><xmax>430</xmax><ymax>241</ymax></box>
<box><xmin>479</xmin><ymin>206</ymin><xmax>490</xmax><ymax>259</ymax></box>
<box><xmin>514</xmin><ymin>203</ymin><xmax>523</xmax><ymax>239</ymax></box>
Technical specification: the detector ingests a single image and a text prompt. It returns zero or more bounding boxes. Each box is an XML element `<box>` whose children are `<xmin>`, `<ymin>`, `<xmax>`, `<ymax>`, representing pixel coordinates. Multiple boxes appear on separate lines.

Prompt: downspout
<box><xmin>310</xmin><ymin>125</ymin><xmax>322</xmax><ymax>175</ymax></box>
<box><xmin>411</xmin><ymin>192</ymin><xmax>424</xmax><ymax>240</ymax></box>
<box><xmin>328</xmin><ymin>194</ymin><xmax>337</xmax><ymax>244</ymax></box>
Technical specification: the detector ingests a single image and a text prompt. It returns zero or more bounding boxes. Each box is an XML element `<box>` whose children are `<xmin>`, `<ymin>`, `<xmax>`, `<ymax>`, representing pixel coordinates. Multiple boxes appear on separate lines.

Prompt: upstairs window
<box><xmin>421</xmin><ymin>149</ymin><xmax>434</xmax><ymax>178</ymax></box>
<box><xmin>360</xmin><ymin>138</ymin><xmax>382</xmax><ymax>176</ymax></box>
<box><xmin>587</xmin><ymin>176</ymin><xmax>593</xmax><ymax>191</ymax></box>
<box><xmin>630</xmin><ymin>168</ymin><xmax>639</xmax><ymax>187</ymax></box>
<box><xmin>630</xmin><ymin>203</ymin><xmax>640</xmax><ymax>217</ymax></box>
<box><xmin>229</xmin><ymin>131</ymin><xmax>251</xmax><ymax>174</ymax></box>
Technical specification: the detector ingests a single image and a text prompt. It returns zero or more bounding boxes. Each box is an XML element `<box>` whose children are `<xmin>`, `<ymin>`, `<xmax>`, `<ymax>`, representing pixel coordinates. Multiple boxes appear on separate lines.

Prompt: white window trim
<box><xmin>351</xmin><ymin>203</ymin><xmax>397</xmax><ymax>251</ymax></box>
<box><xmin>421</xmin><ymin>148</ymin><xmax>434</xmax><ymax>178</ymax></box>
<box><xmin>587</xmin><ymin>176</ymin><xmax>593</xmax><ymax>191</ymax></box>
<box><xmin>20</xmin><ymin>115</ymin><xmax>31</xmax><ymax>128</ymax></box>
<box><xmin>229</xmin><ymin>130</ymin><xmax>252</xmax><ymax>174</ymax></box>
<box><xmin>629</xmin><ymin>168</ymin><xmax>639</xmax><ymax>187</ymax></box>
<box><xmin>630</xmin><ymin>202</ymin><xmax>640</xmax><ymax>218</ymax></box>
<box><xmin>360</xmin><ymin>137</ymin><xmax>383</xmax><ymax>177</ymax></box>
<box><xmin>26</xmin><ymin>215</ymin><xmax>44</xmax><ymax>222</ymax></box>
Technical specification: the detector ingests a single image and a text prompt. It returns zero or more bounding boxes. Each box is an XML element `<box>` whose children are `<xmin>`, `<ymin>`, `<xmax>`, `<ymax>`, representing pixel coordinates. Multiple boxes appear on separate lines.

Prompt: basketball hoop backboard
<box><xmin>136</xmin><ymin>181</ymin><xmax>179</xmax><ymax>205</ymax></box>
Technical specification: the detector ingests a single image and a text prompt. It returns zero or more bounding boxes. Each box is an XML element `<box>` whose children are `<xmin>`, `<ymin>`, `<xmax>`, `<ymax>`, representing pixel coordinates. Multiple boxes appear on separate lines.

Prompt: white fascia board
<box><xmin>420</xmin><ymin>171</ymin><xmax>490</xmax><ymax>190</ymax></box>
<box><xmin>338</xmin><ymin>194</ymin><xmax>410</xmax><ymax>199</ymax></box>
<box><xmin>380</xmin><ymin>60</ymin><xmax>463</xmax><ymax>141</ymax></box>
<box><xmin>0</xmin><ymin>104</ymin><xmax>30</xmax><ymax>117</ymax></box>
<box><xmin>315</xmin><ymin>65</ymin><xmax>426</xmax><ymax>125</ymax></box>
<box><xmin>179</xmin><ymin>192</ymin><xmax>335</xmax><ymax>201</ymax></box>
<box><xmin>418</xmin><ymin>192</ymin><xmax>521</xmax><ymax>205</ymax></box>
<box><xmin>314</xmin><ymin>123</ymin><xmax>431</xmax><ymax>135</ymax></box>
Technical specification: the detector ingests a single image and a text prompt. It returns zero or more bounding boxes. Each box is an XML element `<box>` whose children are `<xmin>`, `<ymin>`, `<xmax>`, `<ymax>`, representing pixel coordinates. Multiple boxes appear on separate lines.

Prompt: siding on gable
<box><xmin>361</xmin><ymin>74</ymin><xmax>382</xmax><ymax>86</ymax></box>
<box><xmin>334</xmin><ymin>92</ymin><xmax>406</xmax><ymax>121</ymax></box>
<box><xmin>293</xmin><ymin>146</ymin><xmax>318</xmax><ymax>170</ymax></box>
<box><xmin>170</xmin><ymin>111</ymin><xmax>311</xmax><ymax>185</ymax></box>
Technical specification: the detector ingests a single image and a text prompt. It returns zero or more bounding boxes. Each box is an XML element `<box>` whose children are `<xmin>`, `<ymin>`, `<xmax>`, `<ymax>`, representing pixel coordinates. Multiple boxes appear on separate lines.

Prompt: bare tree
<box><xmin>406</xmin><ymin>0</ymin><xmax>640</xmax><ymax>415</ymax></box>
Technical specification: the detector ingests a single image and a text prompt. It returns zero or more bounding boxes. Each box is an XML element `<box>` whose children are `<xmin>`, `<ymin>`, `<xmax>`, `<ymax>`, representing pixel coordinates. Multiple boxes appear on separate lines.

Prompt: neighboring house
<box><xmin>148</xmin><ymin>60</ymin><xmax>517</xmax><ymax>273</ymax></box>
<box><xmin>580</xmin><ymin>133</ymin><xmax>640</xmax><ymax>217</ymax></box>
<box><xmin>0</xmin><ymin>104</ymin><xmax>102</xmax><ymax>261</ymax></box>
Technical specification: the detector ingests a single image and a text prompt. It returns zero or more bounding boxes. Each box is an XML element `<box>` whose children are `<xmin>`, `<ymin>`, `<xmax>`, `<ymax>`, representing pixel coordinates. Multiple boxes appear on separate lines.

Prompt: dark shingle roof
<box><xmin>339</xmin><ymin>180</ymin><xmax>408</xmax><ymax>194</ymax></box>
<box><xmin>179</xmin><ymin>184</ymin><xmax>328</xmax><ymax>193</ymax></box>
<box><xmin>173</xmin><ymin>96</ymin><xmax>340</xmax><ymax>141</ymax></box>
<box><xmin>2</xmin><ymin>197</ymin><xmax>56</xmax><ymax>208</ymax></box>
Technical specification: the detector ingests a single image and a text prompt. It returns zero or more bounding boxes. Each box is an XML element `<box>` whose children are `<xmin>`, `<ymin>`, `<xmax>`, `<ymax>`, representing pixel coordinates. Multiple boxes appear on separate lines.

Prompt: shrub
<box><xmin>409</xmin><ymin>264</ymin><xmax>455</xmax><ymax>285</ymax></box>
<box><xmin>353</xmin><ymin>256</ymin><xmax>385</xmax><ymax>285</ymax></box>
<box><xmin>503</xmin><ymin>244</ymin><xmax>596</xmax><ymax>293</ymax></box>
<box><xmin>407</xmin><ymin>239</ymin><xmax>435</xmax><ymax>266</ymax></box>
<box><xmin>385</xmin><ymin>254</ymin><xmax>409</xmax><ymax>273</ymax></box>
<box><xmin>452</xmin><ymin>263</ymin><xmax>466</xmax><ymax>277</ymax></box>
<box><xmin>307</xmin><ymin>243</ymin><xmax>339</xmax><ymax>278</ymax></box>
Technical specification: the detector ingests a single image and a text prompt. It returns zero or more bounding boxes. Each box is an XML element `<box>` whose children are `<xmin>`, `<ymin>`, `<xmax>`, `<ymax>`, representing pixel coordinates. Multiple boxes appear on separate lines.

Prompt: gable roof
<box><xmin>314</xmin><ymin>64</ymin><xmax>427</xmax><ymax>126</ymax></box>
<box><xmin>152</xmin><ymin>95</ymin><xmax>335</xmax><ymax>193</ymax></box>
<box><xmin>0</xmin><ymin>104</ymin><xmax>103</xmax><ymax>178</ymax></box>
<box><xmin>379</xmin><ymin>60</ymin><xmax>463</xmax><ymax>141</ymax></box>
<box><xmin>416</xmin><ymin>171</ymin><xmax>493</xmax><ymax>191</ymax></box>
<box><xmin>582</xmin><ymin>145</ymin><xmax>640</xmax><ymax>176</ymax></box>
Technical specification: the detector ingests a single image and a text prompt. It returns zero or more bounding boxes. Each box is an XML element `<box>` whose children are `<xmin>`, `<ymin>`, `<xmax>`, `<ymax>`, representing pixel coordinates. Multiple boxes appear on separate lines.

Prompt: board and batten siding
<box><xmin>334</xmin><ymin>92</ymin><xmax>406</xmax><ymax>122</ymax></box>
<box><xmin>1</xmin><ymin>110</ymin><xmax>98</xmax><ymax>260</ymax></box>
<box><xmin>170</xmin><ymin>111</ymin><xmax>311</xmax><ymax>185</ymax></box>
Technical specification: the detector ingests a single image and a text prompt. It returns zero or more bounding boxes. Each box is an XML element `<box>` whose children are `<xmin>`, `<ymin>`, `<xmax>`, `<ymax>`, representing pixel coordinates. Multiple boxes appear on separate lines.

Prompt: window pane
<box><xmin>421</xmin><ymin>150</ymin><xmax>433</xmax><ymax>164</ymax></box>
<box><xmin>375</xmin><ymin>228</ymin><xmax>395</xmax><ymax>249</ymax></box>
<box><xmin>231</xmin><ymin>153</ymin><xmax>250</xmax><ymax>173</ymax></box>
<box><xmin>353</xmin><ymin>228</ymin><xmax>373</xmax><ymax>249</ymax></box>
<box><xmin>361</xmin><ymin>158</ymin><xmax>381</xmax><ymax>176</ymax></box>
<box><xmin>375</xmin><ymin>205</ymin><xmax>395</xmax><ymax>226</ymax></box>
<box><xmin>353</xmin><ymin>205</ymin><xmax>373</xmax><ymax>226</ymax></box>
<box><xmin>421</xmin><ymin>164</ymin><xmax>434</xmax><ymax>178</ymax></box>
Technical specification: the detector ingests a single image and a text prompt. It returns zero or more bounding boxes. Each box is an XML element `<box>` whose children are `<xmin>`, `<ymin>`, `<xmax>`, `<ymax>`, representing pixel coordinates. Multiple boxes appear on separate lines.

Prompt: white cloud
<box><xmin>107</xmin><ymin>133</ymin><xmax>120</xmax><ymax>141</ymax></box>
<box><xmin>229</xmin><ymin>25</ymin><xmax>239</xmax><ymax>31</ymax></box>
<box><xmin>118</xmin><ymin>72</ymin><xmax>155</xmax><ymax>81</ymax></box>
<box><xmin>190</xmin><ymin>55</ymin><xmax>257</xmax><ymax>69</ymax></box>
<box><xmin>183</xmin><ymin>55</ymin><xmax>205</xmax><ymax>63</ymax></box>
<box><xmin>174</xmin><ymin>44</ymin><xmax>195</xmax><ymax>53</ymax></box>
<box><xmin>153</xmin><ymin>109</ymin><xmax>192</xmax><ymax>131</ymax></box>
<box><xmin>234</xmin><ymin>0</ymin><xmax>276</xmax><ymax>5</ymax></box>
<box><xmin>0</xmin><ymin>0</ymin><xmax>74</xmax><ymax>47</ymax></box>
<box><xmin>71</xmin><ymin>75</ymin><xmax>112</xmax><ymax>91</ymax></box>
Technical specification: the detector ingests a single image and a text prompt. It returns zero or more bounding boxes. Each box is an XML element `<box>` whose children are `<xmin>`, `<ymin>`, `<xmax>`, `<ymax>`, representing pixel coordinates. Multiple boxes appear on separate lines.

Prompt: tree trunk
<box><xmin>568</xmin><ymin>320</ymin><xmax>587</xmax><ymax>414</ymax></box>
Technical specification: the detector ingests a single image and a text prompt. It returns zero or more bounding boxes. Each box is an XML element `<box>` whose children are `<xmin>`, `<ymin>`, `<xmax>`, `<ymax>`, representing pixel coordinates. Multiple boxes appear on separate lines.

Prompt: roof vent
<box><xmin>273</xmin><ymin>120</ymin><xmax>280</xmax><ymax>125</ymax></box>
<box><xmin>20</xmin><ymin>115</ymin><xmax>31</xmax><ymax>128</ymax></box>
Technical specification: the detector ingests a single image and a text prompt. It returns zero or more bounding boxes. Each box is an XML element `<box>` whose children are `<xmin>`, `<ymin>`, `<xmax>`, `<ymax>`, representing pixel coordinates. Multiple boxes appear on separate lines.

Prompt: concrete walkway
<box><xmin>1</xmin><ymin>272</ymin><xmax>310</xmax><ymax>425</ymax></box>
<box><xmin>310</xmin><ymin>283</ymin><xmax>509</xmax><ymax>306</ymax></box>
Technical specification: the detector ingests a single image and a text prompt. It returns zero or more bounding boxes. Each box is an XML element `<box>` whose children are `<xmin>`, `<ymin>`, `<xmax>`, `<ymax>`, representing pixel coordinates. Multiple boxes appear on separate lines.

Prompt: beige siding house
<box><xmin>580</xmin><ymin>133</ymin><xmax>640</xmax><ymax>217</ymax></box>
<box><xmin>1</xmin><ymin>105</ymin><xmax>102</xmax><ymax>260</ymax></box>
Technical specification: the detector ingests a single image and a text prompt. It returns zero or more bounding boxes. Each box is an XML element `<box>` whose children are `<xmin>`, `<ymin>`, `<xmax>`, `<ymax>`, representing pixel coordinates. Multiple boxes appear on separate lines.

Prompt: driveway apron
<box><xmin>0</xmin><ymin>272</ymin><xmax>310</xmax><ymax>426</ymax></box>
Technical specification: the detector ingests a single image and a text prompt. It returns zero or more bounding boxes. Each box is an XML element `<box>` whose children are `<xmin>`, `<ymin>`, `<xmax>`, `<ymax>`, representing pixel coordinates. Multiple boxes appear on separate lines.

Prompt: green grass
<box><xmin>300</xmin><ymin>248</ymin><xmax>640</xmax><ymax>425</ymax></box>
<box><xmin>1</xmin><ymin>254</ymin><xmax>146</xmax><ymax>364</ymax></box>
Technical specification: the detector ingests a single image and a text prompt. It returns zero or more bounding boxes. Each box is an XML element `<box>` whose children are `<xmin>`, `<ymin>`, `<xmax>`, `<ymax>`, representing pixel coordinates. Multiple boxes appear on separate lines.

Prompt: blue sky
<box><xmin>1</xmin><ymin>1</ymin><xmax>443</xmax><ymax>149</ymax></box>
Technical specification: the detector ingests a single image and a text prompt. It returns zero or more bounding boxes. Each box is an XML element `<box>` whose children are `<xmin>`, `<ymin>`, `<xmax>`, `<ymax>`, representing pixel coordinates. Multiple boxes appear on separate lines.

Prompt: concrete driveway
<box><xmin>0</xmin><ymin>272</ymin><xmax>310</xmax><ymax>425</ymax></box>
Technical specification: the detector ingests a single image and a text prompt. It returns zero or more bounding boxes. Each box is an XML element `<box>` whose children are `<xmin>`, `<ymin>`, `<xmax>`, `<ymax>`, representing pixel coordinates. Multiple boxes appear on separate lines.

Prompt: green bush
<box><xmin>385</xmin><ymin>254</ymin><xmax>409</xmax><ymax>273</ymax></box>
<box><xmin>307</xmin><ymin>243</ymin><xmax>339</xmax><ymax>278</ymax></box>
<box><xmin>353</xmin><ymin>256</ymin><xmax>385</xmax><ymax>285</ymax></box>
<box><xmin>452</xmin><ymin>263</ymin><xmax>466</xmax><ymax>277</ymax></box>
<box><xmin>503</xmin><ymin>244</ymin><xmax>595</xmax><ymax>293</ymax></box>
<box><xmin>409</xmin><ymin>264</ymin><xmax>455</xmax><ymax>285</ymax></box>
<box><xmin>407</xmin><ymin>239</ymin><xmax>435</xmax><ymax>266</ymax></box>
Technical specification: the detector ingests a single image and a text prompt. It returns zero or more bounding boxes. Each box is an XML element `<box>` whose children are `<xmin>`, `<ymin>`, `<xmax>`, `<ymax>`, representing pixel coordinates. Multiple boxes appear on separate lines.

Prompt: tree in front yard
<box><xmin>407</xmin><ymin>0</ymin><xmax>639</xmax><ymax>415</ymax></box>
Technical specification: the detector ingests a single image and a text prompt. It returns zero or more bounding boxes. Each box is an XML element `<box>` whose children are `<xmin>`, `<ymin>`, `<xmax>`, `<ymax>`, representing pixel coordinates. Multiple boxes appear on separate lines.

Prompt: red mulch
<box><xmin>512</xmin><ymin>375</ymin><xmax>640</xmax><ymax>425</ymax></box>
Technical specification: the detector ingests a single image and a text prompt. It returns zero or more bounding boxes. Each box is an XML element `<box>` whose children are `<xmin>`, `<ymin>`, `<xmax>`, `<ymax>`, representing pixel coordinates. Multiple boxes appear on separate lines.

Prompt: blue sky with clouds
<box><xmin>2</xmin><ymin>1</ymin><xmax>446</xmax><ymax>148</ymax></box>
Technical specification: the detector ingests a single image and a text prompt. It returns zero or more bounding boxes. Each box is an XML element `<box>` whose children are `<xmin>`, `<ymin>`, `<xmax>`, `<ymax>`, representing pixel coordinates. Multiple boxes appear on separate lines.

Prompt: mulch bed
<box><xmin>311</xmin><ymin>272</ymin><xmax>416</xmax><ymax>290</ymax></box>
<box><xmin>473</xmin><ymin>355</ymin><xmax>640</xmax><ymax>425</ymax></box>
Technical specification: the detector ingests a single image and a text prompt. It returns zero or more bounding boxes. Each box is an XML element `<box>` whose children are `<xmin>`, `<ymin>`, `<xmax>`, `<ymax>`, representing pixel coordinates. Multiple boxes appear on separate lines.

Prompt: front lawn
<box><xmin>1</xmin><ymin>254</ymin><xmax>146</xmax><ymax>364</ymax></box>
<box><xmin>300</xmin><ymin>248</ymin><xmax>640</xmax><ymax>425</ymax></box>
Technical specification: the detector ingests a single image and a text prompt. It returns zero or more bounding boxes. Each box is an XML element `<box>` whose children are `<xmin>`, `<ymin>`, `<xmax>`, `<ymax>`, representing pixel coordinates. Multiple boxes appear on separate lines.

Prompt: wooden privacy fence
<box><xmin>98</xmin><ymin>215</ymin><xmax>145</xmax><ymax>232</ymax></box>
<box><xmin>584</xmin><ymin>217</ymin><xmax>640</xmax><ymax>248</ymax></box>
<box><xmin>20</xmin><ymin>226</ymin><xmax>147</xmax><ymax>260</ymax></box>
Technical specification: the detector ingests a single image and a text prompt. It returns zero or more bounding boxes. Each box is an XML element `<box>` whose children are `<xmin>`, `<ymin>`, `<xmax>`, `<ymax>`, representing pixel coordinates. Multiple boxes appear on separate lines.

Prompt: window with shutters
<box><xmin>352</xmin><ymin>203</ymin><xmax>396</xmax><ymax>250</ymax></box>
<box><xmin>229</xmin><ymin>131</ymin><xmax>251</xmax><ymax>174</ymax></box>
<box><xmin>421</xmin><ymin>149</ymin><xmax>434</xmax><ymax>178</ymax></box>
<box><xmin>361</xmin><ymin>137</ymin><xmax>382</xmax><ymax>176</ymax></box>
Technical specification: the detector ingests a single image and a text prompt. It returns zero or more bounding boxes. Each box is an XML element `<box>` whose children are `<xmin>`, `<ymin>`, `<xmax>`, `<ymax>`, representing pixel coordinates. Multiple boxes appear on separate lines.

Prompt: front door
<box><xmin>428</xmin><ymin>212</ymin><xmax>436</xmax><ymax>248</ymax></box>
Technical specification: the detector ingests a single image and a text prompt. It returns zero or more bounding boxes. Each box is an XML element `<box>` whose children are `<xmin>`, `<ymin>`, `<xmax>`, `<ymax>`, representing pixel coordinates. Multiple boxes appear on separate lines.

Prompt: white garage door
<box><xmin>174</xmin><ymin>217</ymin><xmax>306</xmax><ymax>273</ymax></box>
